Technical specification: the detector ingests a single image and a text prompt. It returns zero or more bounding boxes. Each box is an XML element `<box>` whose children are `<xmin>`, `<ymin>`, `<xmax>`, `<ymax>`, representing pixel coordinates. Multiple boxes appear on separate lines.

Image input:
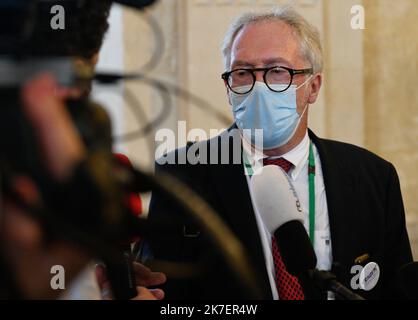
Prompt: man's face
<box><xmin>229</xmin><ymin>20</ymin><xmax>312</xmax><ymax>115</ymax></box>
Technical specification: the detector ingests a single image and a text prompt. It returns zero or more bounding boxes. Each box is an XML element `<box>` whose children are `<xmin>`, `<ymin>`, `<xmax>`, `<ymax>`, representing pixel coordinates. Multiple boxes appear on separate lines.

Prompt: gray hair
<box><xmin>221</xmin><ymin>6</ymin><xmax>324</xmax><ymax>74</ymax></box>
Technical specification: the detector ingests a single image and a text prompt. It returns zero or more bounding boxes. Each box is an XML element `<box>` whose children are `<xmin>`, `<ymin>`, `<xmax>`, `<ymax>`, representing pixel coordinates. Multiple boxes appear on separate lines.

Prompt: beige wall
<box><xmin>363</xmin><ymin>0</ymin><xmax>418</xmax><ymax>258</ymax></box>
<box><xmin>323</xmin><ymin>0</ymin><xmax>364</xmax><ymax>145</ymax></box>
<box><xmin>115</xmin><ymin>0</ymin><xmax>418</xmax><ymax>258</ymax></box>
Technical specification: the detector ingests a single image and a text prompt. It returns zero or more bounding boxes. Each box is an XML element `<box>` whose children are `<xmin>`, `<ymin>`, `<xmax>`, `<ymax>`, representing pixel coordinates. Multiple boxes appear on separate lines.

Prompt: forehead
<box><xmin>231</xmin><ymin>20</ymin><xmax>301</xmax><ymax>67</ymax></box>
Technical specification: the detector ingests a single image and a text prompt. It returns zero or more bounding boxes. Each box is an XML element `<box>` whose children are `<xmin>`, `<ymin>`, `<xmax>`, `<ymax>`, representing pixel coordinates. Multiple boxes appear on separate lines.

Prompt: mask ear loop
<box><xmin>299</xmin><ymin>102</ymin><xmax>309</xmax><ymax>118</ymax></box>
<box><xmin>296</xmin><ymin>74</ymin><xmax>314</xmax><ymax>90</ymax></box>
<box><xmin>296</xmin><ymin>74</ymin><xmax>314</xmax><ymax>117</ymax></box>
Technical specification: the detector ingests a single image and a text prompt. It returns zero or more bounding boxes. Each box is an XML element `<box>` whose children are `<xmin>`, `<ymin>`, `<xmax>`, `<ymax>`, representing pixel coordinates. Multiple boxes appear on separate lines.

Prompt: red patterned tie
<box><xmin>263</xmin><ymin>158</ymin><xmax>305</xmax><ymax>300</ymax></box>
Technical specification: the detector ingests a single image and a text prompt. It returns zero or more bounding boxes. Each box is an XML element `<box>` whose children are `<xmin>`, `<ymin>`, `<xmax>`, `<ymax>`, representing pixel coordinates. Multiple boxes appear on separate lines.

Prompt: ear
<box><xmin>307</xmin><ymin>73</ymin><xmax>322</xmax><ymax>104</ymax></box>
<box><xmin>91</xmin><ymin>53</ymin><xmax>100</xmax><ymax>67</ymax></box>
<box><xmin>74</xmin><ymin>53</ymin><xmax>99</xmax><ymax>69</ymax></box>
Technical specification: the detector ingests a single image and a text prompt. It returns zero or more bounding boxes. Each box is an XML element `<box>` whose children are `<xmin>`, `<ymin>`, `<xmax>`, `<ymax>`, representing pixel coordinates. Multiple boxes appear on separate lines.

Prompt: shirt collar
<box><xmin>242</xmin><ymin>135</ymin><xmax>265</xmax><ymax>164</ymax></box>
<box><xmin>242</xmin><ymin>131</ymin><xmax>310</xmax><ymax>180</ymax></box>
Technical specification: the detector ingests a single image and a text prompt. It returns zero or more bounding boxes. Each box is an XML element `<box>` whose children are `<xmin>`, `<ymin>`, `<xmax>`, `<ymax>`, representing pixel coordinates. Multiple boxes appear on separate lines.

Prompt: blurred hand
<box><xmin>21</xmin><ymin>73</ymin><xmax>85</xmax><ymax>181</ymax></box>
<box><xmin>95</xmin><ymin>262</ymin><xmax>166</xmax><ymax>300</ymax></box>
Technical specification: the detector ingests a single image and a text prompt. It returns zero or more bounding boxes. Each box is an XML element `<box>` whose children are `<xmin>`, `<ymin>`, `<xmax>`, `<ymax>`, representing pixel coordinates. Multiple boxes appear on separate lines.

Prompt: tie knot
<box><xmin>263</xmin><ymin>157</ymin><xmax>293</xmax><ymax>173</ymax></box>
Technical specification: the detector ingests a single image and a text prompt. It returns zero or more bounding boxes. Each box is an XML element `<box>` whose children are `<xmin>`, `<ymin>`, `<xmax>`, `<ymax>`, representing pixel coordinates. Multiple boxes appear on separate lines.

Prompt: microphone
<box><xmin>114</xmin><ymin>153</ymin><xmax>143</xmax><ymax>220</ymax></box>
<box><xmin>100</xmin><ymin>153</ymin><xmax>143</xmax><ymax>300</ymax></box>
<box><xmin>397</xmin><ymin>262</ymin><xmax>418</xmax><ymax>299</ymax></box>
<box><xmin>113</xmin><ymin>0</ymin><xmax>157</xmax><ymax>9</ymax></box>
<box><xmin>251</xmin><ymin>165</ymin><xmax>364</xmax><ymax>300</ymax></box>
<box><xmin>250</xmin><ymin>165</ymin><xmax>316</xmax><ymax>274</ymax></box>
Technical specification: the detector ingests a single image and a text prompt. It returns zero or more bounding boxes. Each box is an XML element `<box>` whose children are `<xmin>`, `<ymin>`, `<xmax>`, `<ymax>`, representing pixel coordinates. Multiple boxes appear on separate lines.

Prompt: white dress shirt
<box><xmin>243</xmin><ymin>132</ymin><xmax>333</xmax><ymax>300</ymax></box>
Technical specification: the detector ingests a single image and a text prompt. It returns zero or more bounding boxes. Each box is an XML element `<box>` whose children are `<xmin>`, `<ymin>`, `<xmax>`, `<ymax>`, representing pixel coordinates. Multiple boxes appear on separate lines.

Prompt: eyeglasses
<box><xmin>221</xmin><ymin>66</ymin><xmax>313</xmax><ymax>95</ymax></box>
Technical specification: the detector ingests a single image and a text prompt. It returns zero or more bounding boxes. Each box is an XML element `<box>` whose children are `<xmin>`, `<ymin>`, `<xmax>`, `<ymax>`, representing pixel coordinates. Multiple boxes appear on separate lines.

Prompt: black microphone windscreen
<box><xmin>274</xmin><ymin>220</ymin><xmax>317</xmax><ymax>276</ymax></box>
<box><xmin>397</xmin><ymin>262</ymin><xmax>418</xmax><ymax>299</ymax></box>
<box><xmin>113</xmin><ymin>0</ymin><xmax>157</xmax><ymax>9</ymax></box>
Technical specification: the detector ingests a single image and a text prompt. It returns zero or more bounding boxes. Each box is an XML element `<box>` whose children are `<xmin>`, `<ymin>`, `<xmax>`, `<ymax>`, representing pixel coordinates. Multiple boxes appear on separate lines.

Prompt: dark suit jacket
<box><xmin>141</xmin><ymin>126</ymin><xmax>413</xmax><ymax>300</ymax></box>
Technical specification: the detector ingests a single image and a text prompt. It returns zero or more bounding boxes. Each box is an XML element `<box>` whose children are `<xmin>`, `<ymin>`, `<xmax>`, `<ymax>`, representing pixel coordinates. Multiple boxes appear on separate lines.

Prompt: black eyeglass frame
<box><xmin>221</xmin><ymin>66</ymin><xmax>314</xmax><ymax>94</ymax></box>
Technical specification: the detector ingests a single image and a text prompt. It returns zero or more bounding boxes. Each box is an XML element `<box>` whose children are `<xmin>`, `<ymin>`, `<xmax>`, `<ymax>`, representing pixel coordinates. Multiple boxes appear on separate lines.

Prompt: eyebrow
<box><xmin>232</xmin><ymin>58</ymin><xmax>293</xmax><ymax>69</ymax></box>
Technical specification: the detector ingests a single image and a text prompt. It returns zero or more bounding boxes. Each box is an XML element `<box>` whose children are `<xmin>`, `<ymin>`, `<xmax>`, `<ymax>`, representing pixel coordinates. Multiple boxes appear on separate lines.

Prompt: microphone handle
<box><xmin>329</xmin><ymin>278</ymin><xmax>364</xmax><ymax>301</ymax></box>
<box><xmin>104</xmin><ymin>245</ymin><xmax>137</xmax><ymax>300</ymax></box>
<box><xmin>310</xmin><ymin>270</ymin><xmax>365</xmax><ymax>300</ymax></box>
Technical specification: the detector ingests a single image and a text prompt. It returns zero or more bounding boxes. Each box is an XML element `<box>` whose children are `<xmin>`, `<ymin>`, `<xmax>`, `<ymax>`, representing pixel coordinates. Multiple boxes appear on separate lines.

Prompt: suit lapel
<box><xmin>308</xmin><ymin>130</ymin><xmax>356</xmax><ymax>269</ymax></box>
<box><xmin>206</xmin><ymin>128</ymin><xmax>273</xmax><ymax>299</ymax></box>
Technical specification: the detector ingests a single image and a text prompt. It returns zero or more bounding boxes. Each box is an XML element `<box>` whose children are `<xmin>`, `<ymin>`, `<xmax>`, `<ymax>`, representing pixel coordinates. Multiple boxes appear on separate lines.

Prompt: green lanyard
<box><xmin>308</xmin><ymin>142</ymin><xmax>316</xmax><ymax>245</ymax></box>
<box><xmin>244</xmin><ymin>141</ymin><xmax>316</xmax><ymax>245</ymax></box>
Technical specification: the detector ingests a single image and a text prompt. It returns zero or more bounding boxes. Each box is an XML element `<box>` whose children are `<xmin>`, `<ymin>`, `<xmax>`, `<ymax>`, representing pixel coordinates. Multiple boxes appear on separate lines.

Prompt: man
<box><xmin>145</xmin><ymin>7</ymin><xmax>412</xmax><ymax>300</ymax></box>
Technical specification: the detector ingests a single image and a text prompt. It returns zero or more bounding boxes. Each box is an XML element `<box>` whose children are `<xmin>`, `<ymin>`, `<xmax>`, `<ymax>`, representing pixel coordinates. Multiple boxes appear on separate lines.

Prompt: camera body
<box><xmin>0</xmin><ymin>0</ymin><xmax>129</xmax><ymax>244</ymax></box>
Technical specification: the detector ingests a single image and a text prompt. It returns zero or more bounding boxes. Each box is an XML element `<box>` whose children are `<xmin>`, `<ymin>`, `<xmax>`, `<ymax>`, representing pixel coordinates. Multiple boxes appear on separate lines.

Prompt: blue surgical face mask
<box><xmin>230</xmin><ymin>80</ymin><xmax>310</xmax><ymax>150</ymax></box>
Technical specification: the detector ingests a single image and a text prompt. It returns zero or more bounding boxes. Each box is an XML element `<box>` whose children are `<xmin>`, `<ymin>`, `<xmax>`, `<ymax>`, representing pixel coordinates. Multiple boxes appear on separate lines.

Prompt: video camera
<box><xmin>0</xmin><ymin>0</ymin><xmax>157</xmax><ymax>299</ymax></box>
